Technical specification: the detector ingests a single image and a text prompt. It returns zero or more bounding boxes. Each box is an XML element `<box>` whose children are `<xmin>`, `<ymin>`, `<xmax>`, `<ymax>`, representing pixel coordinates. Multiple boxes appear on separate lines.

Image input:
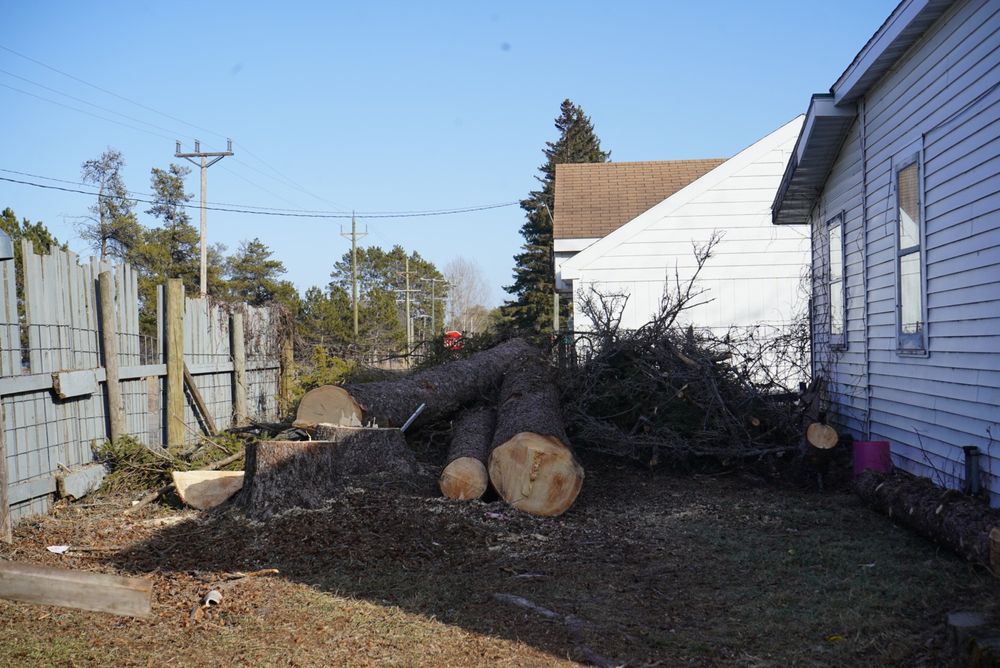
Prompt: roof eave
<box><xmin>832</xmin><ymin>0</ymin><xmax>954</xmax><ymax>105</ymax></box>
<box><xmin>771</xmin><ymin>95</ymin><xmax>857</xmax><ymax>225</ymax></box>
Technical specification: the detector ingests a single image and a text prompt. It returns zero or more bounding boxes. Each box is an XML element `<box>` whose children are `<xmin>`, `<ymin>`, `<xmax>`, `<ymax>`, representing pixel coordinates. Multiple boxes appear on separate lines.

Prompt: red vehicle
<box><xmin>443</xmin><ymin>330</ymin><xmax>463</xmax><ymax>351</ymax></box>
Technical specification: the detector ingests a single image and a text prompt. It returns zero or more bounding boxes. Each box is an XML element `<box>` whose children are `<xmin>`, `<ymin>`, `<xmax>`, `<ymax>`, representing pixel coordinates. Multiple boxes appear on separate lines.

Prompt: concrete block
<box><xmin>51</xmin><ymin>369</ymin><xmax>97</xmax><ymax>399</ymax></box>
<box><xmin>57</xmin><ymin>464</ymin><xmax>105</xmax><ymax>500</ymax></box>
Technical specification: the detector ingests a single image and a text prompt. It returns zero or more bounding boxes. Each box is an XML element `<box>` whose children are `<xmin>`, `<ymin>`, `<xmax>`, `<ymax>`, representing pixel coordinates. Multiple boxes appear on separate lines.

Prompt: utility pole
<box><xmin>175</xmin><ymin>138</ymin><xmax>234</xmax><ymax>297</ymax></box>
<box><xmin>394</xmin><ymin>256</ymin><xmax>420</xmax><ymax>363</ymax></box>
<box><xmin>421</xmin><ymin>277</ymin><xmax>448</xmax><ymax>335</ymax></box>
<box><xmin>340</xmin><ymin>213</ymin><xmax>368</xmax><ymax>339</ymax></box>
<box><xmin>405</xmin><ymin>256</ymin><xmax>412</xmax><ymax>350</ymax></box>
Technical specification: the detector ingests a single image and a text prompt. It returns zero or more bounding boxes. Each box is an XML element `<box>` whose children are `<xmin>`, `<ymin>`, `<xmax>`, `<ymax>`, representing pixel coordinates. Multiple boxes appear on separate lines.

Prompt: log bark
<box><xmin>439</xmin><ymin>407</ymin><xmax>495</xmax><ymax>500</ymax></box>
<box><xmin>488</xmin><ymin>345</ymin><xmax>583</xmax><ymax>517</ymax></box>
<box><xmin>293</xmin><ymin>338</ymin><xmax>532</xmax><ymax>430</ymax></box>
<box><xmin>856</xmin><ymin>470</ymin><xmax>1000</xmax><ymax>573</ymax></box>
<box><xmin>239</xmin><ymin>426</ymin><xmax>417</xmax><ymax>518</ymax></box>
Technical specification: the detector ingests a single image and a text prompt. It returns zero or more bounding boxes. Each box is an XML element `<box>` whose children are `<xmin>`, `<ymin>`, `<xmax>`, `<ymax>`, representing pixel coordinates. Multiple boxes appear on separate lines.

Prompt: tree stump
<box><xmin>239</xmin><ymin>425</ymin><xmax>417</xmax><ymax>518</ymax></box>
<box><xmin>488</xmin><ymin>345</ymin><xmax>583</xmax><ymax>517</ymax></box>
<box><xmin>439</xmin><ymin>407</ymin><xmax>496</xmax><ymax>500</ymax></box>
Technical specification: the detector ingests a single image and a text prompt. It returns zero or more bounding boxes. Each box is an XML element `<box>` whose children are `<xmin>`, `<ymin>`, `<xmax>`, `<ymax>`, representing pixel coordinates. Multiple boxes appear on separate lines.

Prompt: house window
<box><xmin>896</xmin><ymin>156</ymin><xmax>925</xmax><ymax>352</ymax></box>
<box><xmin>828</xmin><ymin>212</ymin><xmax>846</xmax><ymax>348</ymax></box>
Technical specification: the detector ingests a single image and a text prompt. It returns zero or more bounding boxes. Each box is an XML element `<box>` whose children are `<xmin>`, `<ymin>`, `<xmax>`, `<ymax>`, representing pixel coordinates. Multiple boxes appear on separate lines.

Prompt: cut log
<box><xmin>0</xmin><ymin>560</ymin><xmax>152</xmax><ymax>617</ymax></box>
<box><xmin>238</xmin><ymin>425</ymin><xmax>417</xmax><ymax>518</ymax></box>
<box><xmin>806</xmin><ymin>422</ymin><xmax>838</xmax><ymax>450</ymax></box>
<box><xmin>294</xmin><ymin>338</ymin><xmax>532</xmax><ymax>430</ymax></box>
<box><xmin>488</xmin><ymin>345</ymin><xmax>583</xmax><ymax>517</ymax></box>
<box><xmin>439</xmin><ymin>407</ymin><xmax>495</xmax><ymax>500</ymax></box>
<box><xmin>172</xmin><ymin>470</ymin><xmax>245</xmax><ymax>510</ymax></box>
<box><xmin>293</xmin><ymin>385</ymin><xmax>363</xmax><ymax>429</ymax></box>
<box><xmin>856</xmin><ymin>470</ymin><xmax>1000</xmax><ymax>572</ymax></box>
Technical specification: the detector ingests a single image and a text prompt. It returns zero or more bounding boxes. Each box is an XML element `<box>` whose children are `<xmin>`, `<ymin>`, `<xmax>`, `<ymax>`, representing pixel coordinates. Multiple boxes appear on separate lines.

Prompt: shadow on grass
<box><xmin>107</xmin><ymin>451</ymin><xmax>1000</xmax><ymax>666</ymax></box>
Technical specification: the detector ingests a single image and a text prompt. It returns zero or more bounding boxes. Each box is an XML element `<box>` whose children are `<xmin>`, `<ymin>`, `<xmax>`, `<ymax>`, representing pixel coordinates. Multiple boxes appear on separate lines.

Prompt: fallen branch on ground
<box><xmin>492</xmin><ymin>593</ymin><xmax>616</xmax><ymax>668</ymax></box>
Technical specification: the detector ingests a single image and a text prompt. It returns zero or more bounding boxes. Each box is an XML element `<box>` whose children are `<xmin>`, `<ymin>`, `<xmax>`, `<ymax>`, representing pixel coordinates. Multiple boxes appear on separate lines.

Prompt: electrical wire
<box><xmin>0</xmin><ymin>82</ymin><xmax>176</xmax><ymax>141</ymax></box>
<box><xmin>0</xmin><ymin>44</ymin><xmax>350</xmax><ymax>209</ymax></box>
<box><xmin>0</xmin><ymin>68</ymin><xmax>187</xmax><ymax>140</ymax></box>
<box><xmin>1</xmin><ymin>167</ymin><xmax>503</xmax><ymax>216</ymax></box>
<box><xmin>0</xmin><ymin>174</ymin><xmax>519</xmax><ymax>219</ymax></box>
<box><xmin>0</xmin><ymin>43</ymin><xmax>227</xmax><ymax>142</ymax></box>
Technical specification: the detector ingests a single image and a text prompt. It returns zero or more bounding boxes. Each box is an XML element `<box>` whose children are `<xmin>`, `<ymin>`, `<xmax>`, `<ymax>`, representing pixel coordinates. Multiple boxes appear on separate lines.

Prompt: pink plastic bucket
<box><xmin>853</xmin><ymin>440</ymin><xmax>892</xmax><ymax>477</ymax></box>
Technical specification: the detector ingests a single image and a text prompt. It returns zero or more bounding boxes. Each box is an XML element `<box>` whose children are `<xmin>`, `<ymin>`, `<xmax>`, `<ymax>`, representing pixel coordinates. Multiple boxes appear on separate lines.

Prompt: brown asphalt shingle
<box><xmin>553</xmin><ymin>159</ymin><xmax>726</xmax><ymax>240</ymax></box>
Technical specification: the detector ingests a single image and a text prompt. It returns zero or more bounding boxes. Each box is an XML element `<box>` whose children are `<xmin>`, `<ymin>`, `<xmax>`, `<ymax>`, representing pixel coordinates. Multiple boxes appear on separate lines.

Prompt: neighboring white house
<box><xmin>771</xmin><ymin>0</ymin><xmax>1000</xmax><ymax>504</ymax></box>
<box><xmin>557</xmin><ymin>116</ymin><xmax>809</xmax><ymax>332</ymax></box>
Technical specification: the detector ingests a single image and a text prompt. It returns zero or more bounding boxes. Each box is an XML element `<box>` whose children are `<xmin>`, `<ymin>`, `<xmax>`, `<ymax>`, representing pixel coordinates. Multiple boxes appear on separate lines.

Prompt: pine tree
<box><xmin>79</xmin><ymin>148</ymin><xmax>142</xmax><ymax>260</ymax></box>
<box><xmin>226</xmin><ymin>238</ymin><xmax>295</xmax><ymax>307</ymax></box>
<box><xmin>503</xmin><ymin>99</ymin><xmax>609</xmax><ymax>330</ymax></box>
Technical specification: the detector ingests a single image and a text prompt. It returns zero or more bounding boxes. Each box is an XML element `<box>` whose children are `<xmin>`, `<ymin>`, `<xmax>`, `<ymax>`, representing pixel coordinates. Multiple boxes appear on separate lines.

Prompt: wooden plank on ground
<box><xmin>0</xmin><ymin>559</ymin><xmax>152</xmax><ymax>617</ymax></box>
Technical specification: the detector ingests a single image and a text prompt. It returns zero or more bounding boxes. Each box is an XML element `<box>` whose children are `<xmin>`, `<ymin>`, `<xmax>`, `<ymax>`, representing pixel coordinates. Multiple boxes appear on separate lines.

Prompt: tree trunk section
<box><xmin>239</xmin><ymin>426</ymin><xmax>417</xmax><ymax>518</ymax></box>
<box><xmin>488</xmin><ymin>345</ymin><xmax>583</xmax><ymax>517</ymax></box>
<box><xmin>439</xmin><ymin>407</ymin><xmax>495</xmax><ymax>500</ymax></box>
<box><xmin>856</xmin><ymin>470</ymin><xmax>1000</xmax><ymax>573</ymax></box>
<box><xmin>293</xmin><ymin>338</ymin><xmax>532</xmax><ymax>430</ymax></box>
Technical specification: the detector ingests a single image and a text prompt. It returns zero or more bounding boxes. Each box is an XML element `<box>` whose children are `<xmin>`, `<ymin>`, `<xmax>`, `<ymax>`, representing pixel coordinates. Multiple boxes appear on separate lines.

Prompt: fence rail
<box><xmin>0</xmin><ymin>242</ymin><xmax>291</xmax><ymax>531</ymax></box>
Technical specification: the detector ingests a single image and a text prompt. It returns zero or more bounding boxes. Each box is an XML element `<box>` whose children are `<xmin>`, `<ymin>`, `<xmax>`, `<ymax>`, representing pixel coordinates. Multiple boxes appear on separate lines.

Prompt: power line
<box><xmin>217</xmin><ymin>165</ymin><xmax>307</xmax><ymax>209</ymax></box>
<box><xmin>0</xmin><ymin>44</ymin><xmax>346</xmax><ymax>211</ymax></box>
<box><xmin>0</xmin><ymin>167</ymin><xmax>513</xmax><ymax>217</ymax></box>
<box><xmin>0</xmin><ymin>82</ymin><xmax>176</xmax><ymax>141</ymax></box>
<box><xmin>1</xmin><ymin>167</ymin><xmax>310</xmax><ymax>212</ymax></box>
<box><xmin>231</xmin><ymin>149</ymin><xmax>350</xmax><ymax>211</ymax></box>
<box><xmin>0</xmin><ymin>175</ymin><xmax>519</xmax><ymax>219</ymax></box>
<box><xmin>0</xmin><ymin>68</ymin><xmax>188</xmax><ymax>140</ymax></box>
<box><xmin>0</xmin><ymin>44</ymin><xmax>350</xmax><ymax>209</ymax></box>
<box><xmin>0</xmin><ymin>43</ymin><xmax>228</xmax><ymax>142</ymax></box>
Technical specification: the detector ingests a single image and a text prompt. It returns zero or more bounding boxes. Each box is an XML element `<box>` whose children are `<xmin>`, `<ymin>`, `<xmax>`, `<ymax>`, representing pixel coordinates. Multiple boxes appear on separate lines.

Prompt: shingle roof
<box><xmin>553</xmin><ymin>159</ymin><xmax>726</xmax><ymax>239</ymax></box>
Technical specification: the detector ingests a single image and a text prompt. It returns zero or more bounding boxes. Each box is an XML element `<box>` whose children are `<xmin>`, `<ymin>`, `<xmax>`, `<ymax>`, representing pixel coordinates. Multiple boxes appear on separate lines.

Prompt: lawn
<box><xmin>1</xmin><ymin>453</ymin><xmax>997</xmax><ymax>667</ymax></box>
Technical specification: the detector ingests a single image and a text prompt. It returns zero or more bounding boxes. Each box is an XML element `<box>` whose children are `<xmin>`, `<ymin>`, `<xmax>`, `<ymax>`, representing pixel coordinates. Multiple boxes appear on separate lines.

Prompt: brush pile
<box><xmin>560</xmin><ymin>235</ymin><xmax>810</xmax><ymax>468</ymax></box>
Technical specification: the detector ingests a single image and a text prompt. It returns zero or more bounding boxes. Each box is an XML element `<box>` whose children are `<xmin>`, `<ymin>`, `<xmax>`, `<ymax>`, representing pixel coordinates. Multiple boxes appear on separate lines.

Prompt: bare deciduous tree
<box><xmin>445</xmin><ymin>256</ymin><xmax>491</xmax><ymax>334</ymax></box>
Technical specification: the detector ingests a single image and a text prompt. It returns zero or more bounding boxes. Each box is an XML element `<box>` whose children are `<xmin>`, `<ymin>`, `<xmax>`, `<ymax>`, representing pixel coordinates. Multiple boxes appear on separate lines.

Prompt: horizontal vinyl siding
<box><xmin>573</xmin><ymin>138</ymin><xmax>810</xmax><ymax>331</ymax></box>
<box><xmin>844</xmin><ymin>0</ymin><xmax>1000</xmax><ymax>505</ymax></box>
<box><xmin>810</xmin><ymin>119</ymin><xmax>868</xmax><ymax>437</ymax></box>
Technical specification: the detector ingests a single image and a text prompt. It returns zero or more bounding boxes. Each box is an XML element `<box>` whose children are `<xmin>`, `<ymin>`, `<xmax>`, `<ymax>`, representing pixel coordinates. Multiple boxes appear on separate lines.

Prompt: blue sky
<box><xmin>1</xmin><ymin>1</ymin><xmax>897</xmax><ymax>306</ymax></box>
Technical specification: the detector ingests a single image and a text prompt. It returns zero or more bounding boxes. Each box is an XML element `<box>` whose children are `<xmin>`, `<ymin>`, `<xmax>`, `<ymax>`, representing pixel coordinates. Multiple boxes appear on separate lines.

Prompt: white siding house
<box><xmin>559</xmin><ymin>117</ymin><xmax>810</xmax><ymax>332</ymax></box>
<box><xmin>772</xmin><ymin>0</ymin><xmax>1000</xmax><ymax>505</ymax></box>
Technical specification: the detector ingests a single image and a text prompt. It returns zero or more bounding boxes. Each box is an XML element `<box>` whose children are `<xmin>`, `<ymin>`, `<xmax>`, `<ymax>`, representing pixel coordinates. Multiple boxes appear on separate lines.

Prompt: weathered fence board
<box><xmin>0</xmin><ymin>246</ymin><xmax>287</xmax><ymax>524</ymax></box>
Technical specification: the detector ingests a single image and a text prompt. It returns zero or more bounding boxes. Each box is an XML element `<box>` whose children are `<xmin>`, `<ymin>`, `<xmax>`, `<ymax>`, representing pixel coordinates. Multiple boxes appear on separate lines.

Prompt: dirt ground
<box><xmin>1</xmin><ymin>453</ymin><xmax>998</xmax><ymax>667</ymax></box>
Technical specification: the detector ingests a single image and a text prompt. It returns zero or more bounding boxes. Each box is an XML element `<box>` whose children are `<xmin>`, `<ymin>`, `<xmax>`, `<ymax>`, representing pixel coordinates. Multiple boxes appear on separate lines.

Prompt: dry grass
<box><xmin>1</xmin><ymin>454</ymin><xmax>998</xmax><ymax>667</ymax></box>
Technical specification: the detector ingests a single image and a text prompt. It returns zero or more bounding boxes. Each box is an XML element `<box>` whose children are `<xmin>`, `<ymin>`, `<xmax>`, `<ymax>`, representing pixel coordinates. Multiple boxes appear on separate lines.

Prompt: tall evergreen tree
<box><xmin>226</xmin><ymin>237</ymin><xmax>296</xmax><ymax>307</ymax></box>
<box><xmin>79</xmin><ymin>148</ymin><xmax>142</xmax><ymax>260</ymax></box>
<box><xmin>503</xmin><ymin>99</ymin><xmax>609</xmax><ymax>330</ymax></box>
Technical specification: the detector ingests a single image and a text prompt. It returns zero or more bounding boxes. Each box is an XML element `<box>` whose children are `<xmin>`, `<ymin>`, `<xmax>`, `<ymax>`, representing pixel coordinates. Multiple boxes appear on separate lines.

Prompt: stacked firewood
<box><xmin>239</xmin><ymin>338</ymin><xmax>583</xmax><ymax>518</ymax></box>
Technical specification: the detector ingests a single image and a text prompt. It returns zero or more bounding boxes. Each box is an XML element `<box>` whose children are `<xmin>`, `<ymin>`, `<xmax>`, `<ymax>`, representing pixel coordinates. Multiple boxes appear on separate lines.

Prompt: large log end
<box><xmin>439</xmin><ymin>457</ymin><xmax>488</xmax><ymax>500</ymax></box>
<box><xmin>488</xmin><ymin>432</ymin><xmax>584</xmax><ymax>517</ymax></box>
<box><xmin>293</xmin><ymin>385</ymin><xmax>363</xmax><ymax>429</ymax></box>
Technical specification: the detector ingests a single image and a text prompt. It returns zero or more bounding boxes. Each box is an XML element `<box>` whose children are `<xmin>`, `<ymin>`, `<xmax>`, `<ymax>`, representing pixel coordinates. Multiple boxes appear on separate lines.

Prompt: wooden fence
<box><xmin>0</xmin><ymin>242</ymin><xmax>291</xmax><ymax>532</ymax></box>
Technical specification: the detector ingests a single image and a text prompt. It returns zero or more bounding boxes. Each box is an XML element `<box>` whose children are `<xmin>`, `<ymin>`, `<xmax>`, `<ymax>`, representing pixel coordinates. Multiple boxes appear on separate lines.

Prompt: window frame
<box><xmin>827</xmin><ymin>210</ymin><xmax>847</xmax><ymax>350</ymax></box>
<box><xmin>893</xmin><ymin>150</ymin><xmax>928</xmax><ymax>355</ymax></box>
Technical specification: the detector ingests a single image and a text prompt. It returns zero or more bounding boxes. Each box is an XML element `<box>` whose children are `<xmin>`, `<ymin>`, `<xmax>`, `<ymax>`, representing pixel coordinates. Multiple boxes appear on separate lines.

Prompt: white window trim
<box><xmin>827</xmin><ymin>211</ymin><xmax>847</xmax><ymax>350</ymax></box>
<box><xmin>893</xmin><ymin>148</ymin><xmax>929</xmax><ymax>356</ymax></box>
